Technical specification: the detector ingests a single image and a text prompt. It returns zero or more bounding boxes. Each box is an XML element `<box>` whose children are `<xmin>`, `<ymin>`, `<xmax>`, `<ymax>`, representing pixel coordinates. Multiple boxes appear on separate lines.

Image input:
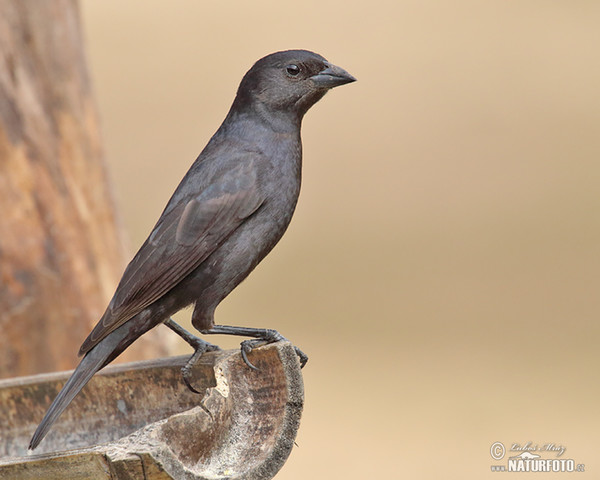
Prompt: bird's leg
<box><xmin>164</xmin><ymin>318</ymin><xmax>221</xmax><ymax>393</ymax></box>
<box><xmin>200</xmin><ymin>325</ymin><xmax>308</xmax><ymax>370</ymax></box>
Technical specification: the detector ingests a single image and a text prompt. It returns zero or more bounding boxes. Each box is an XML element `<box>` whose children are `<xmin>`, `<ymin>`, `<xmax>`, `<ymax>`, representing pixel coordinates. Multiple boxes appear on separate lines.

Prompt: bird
<box><xmin>29</xmin><ymin>49</ymin><xmax>355</xmax><ymax>450</ymax></box>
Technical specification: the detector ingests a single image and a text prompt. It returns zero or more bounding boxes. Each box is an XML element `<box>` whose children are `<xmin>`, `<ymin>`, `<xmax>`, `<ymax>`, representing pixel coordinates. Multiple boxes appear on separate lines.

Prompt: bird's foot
<box><xmin>240</xmin><ymin>331</ymin><xmax>308</xmax><ymax>370</ymax></box>
<box><xmin>164</xmin><ymin>318</ymin><xmax>221</xmax><ymax>393</ymax></box>
<box><xmin>202</xmin><ymin>325</ymin><xmax>308</xmax><ymax>370</ymax></box>
<box><xmin>180</xmin><ymin>339</ymin><xmax>220</xmax><ymax>394</ymax></box>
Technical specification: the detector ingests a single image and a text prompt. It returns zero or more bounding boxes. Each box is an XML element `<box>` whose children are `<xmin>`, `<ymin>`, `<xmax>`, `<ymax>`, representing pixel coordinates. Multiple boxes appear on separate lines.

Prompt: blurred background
<box><xmin>80</xmin><ymin>1</ymin><xmax>599</xmax><ymax>478</ymax></box>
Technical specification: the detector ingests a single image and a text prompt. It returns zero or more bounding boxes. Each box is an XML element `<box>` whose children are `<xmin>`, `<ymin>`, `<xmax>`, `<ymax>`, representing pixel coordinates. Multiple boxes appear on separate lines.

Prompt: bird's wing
<box><xmin>79</xmin><ymin>159</ymin><xmax>264</xmax><ymax>355</ymax></box>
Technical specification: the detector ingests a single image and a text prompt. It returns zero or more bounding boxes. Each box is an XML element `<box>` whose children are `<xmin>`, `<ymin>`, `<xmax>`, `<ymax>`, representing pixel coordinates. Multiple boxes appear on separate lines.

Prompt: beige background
<box><xmin>80</xmin><ymin>1</ymin><xmax>600</xmax><ymax>478</ymax></box>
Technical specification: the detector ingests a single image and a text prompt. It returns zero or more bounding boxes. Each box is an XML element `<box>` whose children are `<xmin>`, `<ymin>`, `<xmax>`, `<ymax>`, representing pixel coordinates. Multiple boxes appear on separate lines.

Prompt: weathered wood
<box><xmin>0</xmin><ymin>342</ymin><xmax>304</xmax><ymax>479</ymax></box>
<box><xmin>0</xmin><ymin>0</ymin><xmax>167</xmax><ymax>378</ymax></box>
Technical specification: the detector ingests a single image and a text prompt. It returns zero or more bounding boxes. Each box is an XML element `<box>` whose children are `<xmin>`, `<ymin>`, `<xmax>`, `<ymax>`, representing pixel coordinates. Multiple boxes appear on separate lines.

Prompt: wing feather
<box><xmin>79</xmin><ymin>160</ymin><xmax>264</xmax><ymax>355</ymax></box>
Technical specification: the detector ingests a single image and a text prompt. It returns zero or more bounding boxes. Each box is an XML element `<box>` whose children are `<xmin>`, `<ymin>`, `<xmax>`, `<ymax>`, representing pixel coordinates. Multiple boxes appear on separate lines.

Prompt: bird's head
<box><xmin>232</xmin><ymin>50</ymin><xmax>356</xmax><ymax>125</ymax></box>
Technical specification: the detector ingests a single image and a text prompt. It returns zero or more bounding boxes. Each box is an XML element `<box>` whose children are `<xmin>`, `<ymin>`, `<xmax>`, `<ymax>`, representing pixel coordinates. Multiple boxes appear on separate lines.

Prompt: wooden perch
<box><xmin>0</xmin><ymin>342</ymin><xmax>304</xmax><ymax>479</ymax></box>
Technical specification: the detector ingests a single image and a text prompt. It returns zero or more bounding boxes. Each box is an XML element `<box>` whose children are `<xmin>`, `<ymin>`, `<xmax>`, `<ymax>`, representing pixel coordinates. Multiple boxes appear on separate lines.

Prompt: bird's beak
<box><xmin>310</xmin><ymin>62</ymin><xmax>356</xmax><ymax>88</ymax></box>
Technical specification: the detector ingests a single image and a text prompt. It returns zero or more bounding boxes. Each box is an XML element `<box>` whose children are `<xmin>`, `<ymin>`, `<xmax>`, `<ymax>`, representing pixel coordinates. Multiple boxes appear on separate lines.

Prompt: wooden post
<box><xmin>0</xmin><ymin>0</ymin><xmax>167</xmax><ymax>378</ymax></box>
<box><xmin>0</xmin><ymin>342</ymin><xmax>304</xmax><ymax>480</ymax></box>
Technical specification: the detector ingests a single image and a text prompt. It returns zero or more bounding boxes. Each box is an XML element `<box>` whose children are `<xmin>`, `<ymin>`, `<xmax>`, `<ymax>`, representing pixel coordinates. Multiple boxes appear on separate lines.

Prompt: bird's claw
<box><xmin>182</xmin><ymin>363</ymin><xmax>202</xmax><ymax>394</ymax></box>
<box><xmin>240</xmin><ymin>339</ymin><xmax>265</xmax><ymax>370</ymax></box>
<box><xmin>294</xmin><ymin>346</ymin><xmax>308</xmax><ymax>368</ymax></box>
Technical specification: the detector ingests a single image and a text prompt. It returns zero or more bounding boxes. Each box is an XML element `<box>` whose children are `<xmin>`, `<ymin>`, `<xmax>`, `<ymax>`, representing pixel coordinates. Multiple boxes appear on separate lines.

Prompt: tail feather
<box><xmin>28</xmin><ymin>329</ymin><xmax>122</xmax><ymax>450</ymax></box>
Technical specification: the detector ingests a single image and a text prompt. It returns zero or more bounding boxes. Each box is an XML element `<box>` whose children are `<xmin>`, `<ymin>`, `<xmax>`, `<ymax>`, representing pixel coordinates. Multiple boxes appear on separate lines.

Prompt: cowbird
<box><xmin>29</xmin><ymin>49</ymin><xmax>355</xmax><ymax>450</ymax></box>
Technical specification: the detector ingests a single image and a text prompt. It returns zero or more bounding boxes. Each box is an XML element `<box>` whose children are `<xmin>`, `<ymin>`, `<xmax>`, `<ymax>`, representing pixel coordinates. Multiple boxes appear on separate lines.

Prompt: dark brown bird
<box><xmin>29</xmin><ymin>49</ymin><xmax>355</xmax><ymax>450</ymax></box>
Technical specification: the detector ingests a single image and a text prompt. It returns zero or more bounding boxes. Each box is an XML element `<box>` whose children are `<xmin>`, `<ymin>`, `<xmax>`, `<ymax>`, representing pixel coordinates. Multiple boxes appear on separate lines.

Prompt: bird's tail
<box><xmin>28</xmin><ymin>320</ymin><xmax>134</xmax><ymax>451</ymax></box>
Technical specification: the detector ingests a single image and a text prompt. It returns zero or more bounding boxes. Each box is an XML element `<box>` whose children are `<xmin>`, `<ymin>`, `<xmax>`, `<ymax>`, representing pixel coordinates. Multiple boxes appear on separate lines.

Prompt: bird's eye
<box><xmin>286</xmin><ymin>64</ymin><xmax>300</xmax><ymax>76</ymax></box>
